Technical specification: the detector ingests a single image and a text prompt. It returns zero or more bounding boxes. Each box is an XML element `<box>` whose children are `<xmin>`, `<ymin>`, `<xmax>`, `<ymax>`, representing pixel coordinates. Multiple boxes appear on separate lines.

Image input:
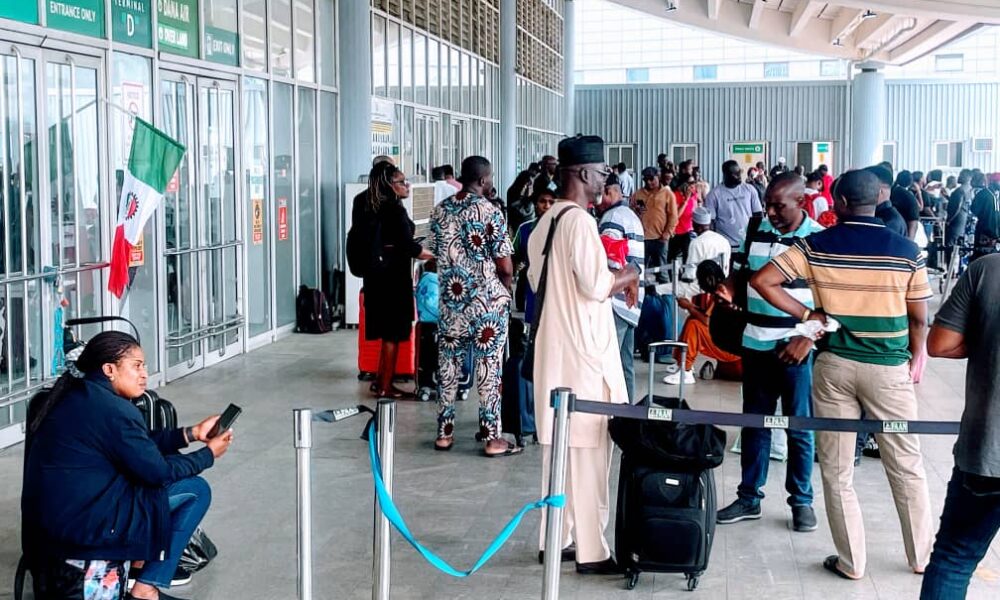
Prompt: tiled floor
<box><xmin>1</xmin><ymin>330</ymin><xmax>998</xmax><ymax>599</ymax></box>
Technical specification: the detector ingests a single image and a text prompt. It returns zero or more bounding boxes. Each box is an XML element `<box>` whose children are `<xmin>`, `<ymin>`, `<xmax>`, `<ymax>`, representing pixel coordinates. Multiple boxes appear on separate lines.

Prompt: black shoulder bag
<box><xmin>521</xmin><ymin>205</ymin><xmax>577</xmax><ymax>382</ymax></box>
<box><xmin>709</xmin><ymin>214</ymin><xmax>763</xmax><ymax>357</ymax></box>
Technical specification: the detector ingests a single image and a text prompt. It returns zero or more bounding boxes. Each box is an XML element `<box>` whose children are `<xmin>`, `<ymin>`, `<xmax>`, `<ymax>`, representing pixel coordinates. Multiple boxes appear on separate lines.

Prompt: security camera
<box><xmin>664</xmin><ymin>0</ymin><xmax>678</xmax><ymax>12</ymax></box>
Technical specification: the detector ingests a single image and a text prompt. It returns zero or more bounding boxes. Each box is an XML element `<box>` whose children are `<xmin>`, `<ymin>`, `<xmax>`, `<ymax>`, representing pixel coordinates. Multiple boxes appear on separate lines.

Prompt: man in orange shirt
<box><xmin>632</xmin><ymin>166</ymin><xmax>678</xmax><ymax>282</ymax></box>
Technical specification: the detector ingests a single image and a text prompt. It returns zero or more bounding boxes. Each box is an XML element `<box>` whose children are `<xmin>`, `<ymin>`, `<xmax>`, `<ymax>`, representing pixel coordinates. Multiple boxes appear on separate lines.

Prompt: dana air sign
<box><xmin>157</xmin><ymin>0</ymin><xmax>198</xmax><ymax>58</ymax></box>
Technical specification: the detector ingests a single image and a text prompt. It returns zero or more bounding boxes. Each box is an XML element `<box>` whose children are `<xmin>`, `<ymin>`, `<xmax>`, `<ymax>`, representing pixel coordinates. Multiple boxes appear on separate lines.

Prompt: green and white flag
<box><xmin>109</xmin><ymin>118</ymin><xmax>185</xmax><ymax>298</ymax></box>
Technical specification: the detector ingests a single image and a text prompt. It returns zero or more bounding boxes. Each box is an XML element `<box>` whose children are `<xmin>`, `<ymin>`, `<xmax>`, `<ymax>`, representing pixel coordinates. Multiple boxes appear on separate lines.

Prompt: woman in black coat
<box><xmin>21</xmin><ymin>332</ymin><xmax>233</xmax><ymax>600</ymax></box>
<box><xmin>362</xmin><ymin>162</ymin><xmax>432</xmax><ymax>398</ymax></box>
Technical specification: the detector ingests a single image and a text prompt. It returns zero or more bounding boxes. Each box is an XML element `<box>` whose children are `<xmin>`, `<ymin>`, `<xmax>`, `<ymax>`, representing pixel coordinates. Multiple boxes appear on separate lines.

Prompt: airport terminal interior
<box><xmin>1</xmin><ymin>0</ymin><xmax>1000</xmax><ymax>598</ymax></box>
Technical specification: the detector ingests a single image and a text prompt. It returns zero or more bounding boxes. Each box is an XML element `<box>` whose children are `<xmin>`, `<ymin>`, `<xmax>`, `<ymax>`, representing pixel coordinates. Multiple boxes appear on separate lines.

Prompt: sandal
<box><xmin>823</xmin><ymin>555</ymin><xmax>860</xmax><ymax>580</ymax></box>
<box><xmin>434</xmin><ymin>436</ymin><xmax>454</xmax><ymax>451</ymax></box>
<box><xmin>484</xmin><ymin>440</ymin><xmax>524</xmax><ymax>458</ymax></box>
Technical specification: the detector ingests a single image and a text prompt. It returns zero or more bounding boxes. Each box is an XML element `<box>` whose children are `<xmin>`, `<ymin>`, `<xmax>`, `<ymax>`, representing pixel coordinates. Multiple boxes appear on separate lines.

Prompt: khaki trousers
<box><xmin>538</xmin><ymin>432</ymin><xmax>614</xmax><ymax>564</ymax></box>
<box><xmin>813</xmin><ymin>352</ymin><xmax>934</xmax><ymax>577</ymax></box>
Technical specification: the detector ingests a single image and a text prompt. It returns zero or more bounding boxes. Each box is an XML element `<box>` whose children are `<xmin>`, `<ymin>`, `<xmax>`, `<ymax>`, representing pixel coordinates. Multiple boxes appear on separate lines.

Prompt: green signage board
<box><xmin>817</xmin><ymin>142</ymin><xmax>830</xmax><ymax>153</ymax></box>
<box><xmin>157</xmin><ymin>0</ymin><xmax>199</xmax><ymax>58</ymax></box>
<box><xmin>112</xmin><ymin>0</ymin><xmax>153</xmax><ymax>48</ymax></box>
<box><xmin>47</xmin><ymin>0</ymin><xmax>105</xmax><ymax>38</ymax></box>
<box><xmin>732</xmin><ymin>144</ymin><xmax>764</xmax><ymax>154</ymax></box>
<box><xmin>0</xmin><ymin>2</ymin><xmax>39</xmax><ymax>24</ymax></box>
<box><xmin>205</xmin><ymin>26</ymin><xmax>239</xmax><ymax>66</ymax></box>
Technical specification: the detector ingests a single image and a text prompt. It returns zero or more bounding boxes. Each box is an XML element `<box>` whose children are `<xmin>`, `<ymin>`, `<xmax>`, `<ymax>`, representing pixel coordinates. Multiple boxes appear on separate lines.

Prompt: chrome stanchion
<box><xmin>671</xmin><ymin>258</ymin><xmax>680</xmax><ymax>340</ymax></box>
<box><xmin>294</xmin><ymin>408</ymin><xmax>313</xmax><ymax>600</ymax></box>
<box><xmin>542</xmin><ymin>388</ymin><xmax>573</xmax><ymax>600</ymax></box>
<box><xmin>372</xmin><ymin>399</ymin><xmax>395</xmax><ymax>600</ymax></box>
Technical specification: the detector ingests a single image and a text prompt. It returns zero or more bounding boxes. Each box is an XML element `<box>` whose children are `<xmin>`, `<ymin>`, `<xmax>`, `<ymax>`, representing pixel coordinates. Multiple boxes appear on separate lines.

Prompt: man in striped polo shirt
<box><xmin>753</xmin><ymin>168</ymin><xmax>933</xmax><ymax>580</ymax></box>
<box><xmin>716</xmin><ymin>172</ymin><xmax>824</xmax><ymax>532</ymax></box>
<box><xmin>598</xmin><ymin>174</ymin><xmax>645</xmax><ymax>402</ymax></box>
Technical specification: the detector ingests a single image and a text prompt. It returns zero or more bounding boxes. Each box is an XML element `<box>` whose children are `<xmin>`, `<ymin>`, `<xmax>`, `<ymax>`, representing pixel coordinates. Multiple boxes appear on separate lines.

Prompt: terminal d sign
<box><xmin>158</xmin><ymin>0</ymin><xmax>199</xmax><ymax>58</ymax></box>
<box><xmin>113</xmin><ymin>0</ymin><xmax>152</xmax><ymax>48</ymax></box>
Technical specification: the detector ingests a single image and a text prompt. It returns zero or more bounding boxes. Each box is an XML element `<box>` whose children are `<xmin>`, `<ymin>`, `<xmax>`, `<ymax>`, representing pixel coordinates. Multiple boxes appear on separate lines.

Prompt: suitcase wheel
<box><xmin>418</xmin><ymin>389</ymin><xmax>432</xmax><ymax>402</ymax></box>
<box><xmin>686</xmin><ymin>574</ymin><xmax>700</xmax><ymax>591</ymax></box>
<box><xmin>459</xmin><ymin>390</ymin><xmax>470</xmax><ymax>402</ymax></box>
<box><xmin>625</xmin><ymin>569</ymin><xmax>639</xmax><ymax>591</ymax></box>
<box><xmin>515</xmin><ymin>435</ymin><xmax>524</xmax><ymax>448</ymax></box>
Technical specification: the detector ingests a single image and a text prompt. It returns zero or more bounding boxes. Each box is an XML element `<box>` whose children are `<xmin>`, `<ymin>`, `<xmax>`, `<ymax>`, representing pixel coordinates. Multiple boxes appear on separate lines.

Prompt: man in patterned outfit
<box><xmin>431</xmin><ymin>156</ymin><xmax>520</xmax><ymax>457</ymax></box>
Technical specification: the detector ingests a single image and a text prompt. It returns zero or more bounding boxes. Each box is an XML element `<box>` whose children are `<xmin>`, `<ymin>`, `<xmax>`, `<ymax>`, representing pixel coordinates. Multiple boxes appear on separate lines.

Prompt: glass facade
<box><xmin>0</xmin><ymin>0</ymin><xmax>339</xmax><ymax>447</ymax></box>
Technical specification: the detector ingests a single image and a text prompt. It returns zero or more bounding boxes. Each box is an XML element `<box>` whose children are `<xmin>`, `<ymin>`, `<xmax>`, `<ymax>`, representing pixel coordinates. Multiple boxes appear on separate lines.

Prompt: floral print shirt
<box><xmin>430</xmin><ymin>191</ymin><xmax>514</xmax><ymax>342</ymax></box>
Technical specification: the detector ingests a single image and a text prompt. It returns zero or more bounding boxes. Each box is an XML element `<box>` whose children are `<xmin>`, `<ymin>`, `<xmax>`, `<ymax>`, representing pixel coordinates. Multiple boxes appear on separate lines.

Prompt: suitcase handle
<box><xmin>65</xmin><ymin>316</ymin><xmax>141</xmax><ymax>344</ymax></box>
<box><xmin>646</xmin><ymin>341</ymin><xmax>688</xmax><ymax>406</ymax></box>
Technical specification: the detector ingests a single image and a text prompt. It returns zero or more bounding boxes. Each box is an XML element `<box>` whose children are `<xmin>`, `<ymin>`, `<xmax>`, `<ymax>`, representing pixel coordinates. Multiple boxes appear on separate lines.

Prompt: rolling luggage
<box><xmin>133</xmin><ymin>389</ymin><xmax>179</xmax><ymax>433</ymax></box>
<box><xmin>500</xmin><ymin>336</ymin><xmax>536</xmax><ymax>447</ymax></box>
<box><xmin>357</xmin><ymin>291</ymin><xmax>415</xmax><ymax>380</ymax></box>
<box><xmin>415</xmin><ymin>322</ymin><xmax>473</xmax><ymax>402</ymax></box>
<box><xmin>611</xmin><ymin>341</ymin><xmax>723</xmax><ymax>592</ymax></box>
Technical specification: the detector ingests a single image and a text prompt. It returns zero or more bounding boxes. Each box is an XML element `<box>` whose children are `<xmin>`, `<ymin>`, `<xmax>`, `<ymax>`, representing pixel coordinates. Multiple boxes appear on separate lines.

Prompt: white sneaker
<box><xmin>663</xmin><ymin>370</ymin><xmax>696</xmax><ymax>385</ymax></box>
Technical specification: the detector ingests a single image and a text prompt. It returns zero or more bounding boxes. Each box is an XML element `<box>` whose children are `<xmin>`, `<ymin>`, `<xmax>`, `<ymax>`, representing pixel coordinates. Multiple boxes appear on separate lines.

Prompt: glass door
<box><xmin>161</xmin><ymin>74</ymin><xmax>242</xmax><ymax>381</ymax></box>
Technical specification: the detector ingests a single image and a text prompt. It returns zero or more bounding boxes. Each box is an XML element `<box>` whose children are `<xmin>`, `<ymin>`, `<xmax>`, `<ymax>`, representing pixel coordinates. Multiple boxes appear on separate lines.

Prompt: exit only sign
<box><xmin>732</xmin><ymin>144</ymin><xmax>764</xmax><ymax>154</ymax></box>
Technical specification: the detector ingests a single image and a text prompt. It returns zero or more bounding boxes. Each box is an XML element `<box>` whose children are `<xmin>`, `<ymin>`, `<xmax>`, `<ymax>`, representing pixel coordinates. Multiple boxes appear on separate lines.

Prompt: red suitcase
<box><xmin>357</xmin><ymin>291</ymin><xmax>415</xmax><ymax>379</ymax></box>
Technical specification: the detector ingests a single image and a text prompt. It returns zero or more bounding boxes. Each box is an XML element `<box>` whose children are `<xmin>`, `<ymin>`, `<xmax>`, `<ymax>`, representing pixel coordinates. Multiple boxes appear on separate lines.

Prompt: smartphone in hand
<box><xmin>209</xmin><ymin>404</ymin><xmax>243</xmax><ymax>438</ymax></box>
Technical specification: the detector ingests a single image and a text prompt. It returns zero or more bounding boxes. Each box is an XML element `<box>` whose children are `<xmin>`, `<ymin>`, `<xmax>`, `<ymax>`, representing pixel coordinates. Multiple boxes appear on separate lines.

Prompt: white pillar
<box><xmin>563</xmin><ymin>0</ymin><xmax>576</xmax><ymax>137</ymax></box>
<box><xmin>339</xmin><ymin>1</ymin><xmax>373</xmax><ymax>184</ymax></box>
<box><xmin>850</xmin><ymin>64</ymin><xmax>886</xmax><ymax>169</ymax></box>
<box><xmin>500</xmin><ymin>0</ymin><xmax>518</xmax><ymax>187</ymax></box>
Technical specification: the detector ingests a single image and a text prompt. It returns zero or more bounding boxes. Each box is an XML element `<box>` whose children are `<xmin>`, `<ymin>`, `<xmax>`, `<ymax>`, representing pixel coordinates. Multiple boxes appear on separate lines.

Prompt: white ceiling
<box><xmin>608</xmin><ymin>0</ymin><xmax>999</xmax><ymax>65</ymax></box>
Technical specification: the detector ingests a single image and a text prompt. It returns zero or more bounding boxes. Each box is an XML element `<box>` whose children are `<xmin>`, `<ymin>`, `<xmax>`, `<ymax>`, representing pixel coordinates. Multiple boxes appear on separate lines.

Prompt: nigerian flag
<box><xmin>109</xmin><ymin>118</ymin><xmax>185</xmax><ymax>298</ymax></box>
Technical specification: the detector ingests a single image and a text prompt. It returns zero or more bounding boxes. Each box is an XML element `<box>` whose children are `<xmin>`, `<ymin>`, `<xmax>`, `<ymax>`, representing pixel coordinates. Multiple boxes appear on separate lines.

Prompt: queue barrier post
<box><xmin>542</xmin><ymin>388</ymin><xmax>574</xmax><ymax>600</ymax></box>
<box><xmin>372</xmin><ymin>399</ymin><xmax>396</xmax><ymax>600</ymax></box>
<box><xmin>293</xmin><ymin>408</ymin><xmax>313</xmax><ymax>600</ymax></box>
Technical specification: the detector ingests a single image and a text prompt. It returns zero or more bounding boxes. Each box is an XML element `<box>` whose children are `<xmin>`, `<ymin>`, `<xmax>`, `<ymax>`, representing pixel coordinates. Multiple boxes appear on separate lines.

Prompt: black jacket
<box><xmin>21</xmin><ymin>373</ymin><xmax>214</xmax><ymax>561</ymax></box>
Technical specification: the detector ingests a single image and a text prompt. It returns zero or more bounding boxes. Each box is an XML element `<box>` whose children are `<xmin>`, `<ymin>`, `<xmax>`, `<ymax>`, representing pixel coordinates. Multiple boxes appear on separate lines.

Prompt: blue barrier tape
<box><xmin>366</xmin><ymin>422</ymin><xmax>565</xmax><ymax>577</ymax></box>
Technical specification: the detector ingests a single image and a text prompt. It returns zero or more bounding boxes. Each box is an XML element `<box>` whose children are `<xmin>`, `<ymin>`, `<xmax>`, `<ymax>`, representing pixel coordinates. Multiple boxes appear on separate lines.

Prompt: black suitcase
<box><xmin>500</xmin><ymin>351</ymin><xmax>536</xmax><ymax>447</ymax></box>
<box><xmin>614</xmin><ymin>341</ymin><xmax>720</xmax><ymax>592</ymax></box>
<box><xmin>132</xmin><ymin>389</ymin><xmax>179</xmax><ymax>433</ymax></box>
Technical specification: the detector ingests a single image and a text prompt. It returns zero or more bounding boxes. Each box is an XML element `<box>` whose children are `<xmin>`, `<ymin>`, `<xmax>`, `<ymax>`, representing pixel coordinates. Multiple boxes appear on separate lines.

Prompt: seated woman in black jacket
<box><xmin>21</xmin><ymin>331</ymin><xmax>233</xmax><ymax>600</ymax></box>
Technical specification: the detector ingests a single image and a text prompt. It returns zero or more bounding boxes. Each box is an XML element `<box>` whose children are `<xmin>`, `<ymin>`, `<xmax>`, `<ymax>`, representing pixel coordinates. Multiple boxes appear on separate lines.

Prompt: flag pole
<box><xmin>99</xmin><ymin>96</ymin><xmax>138</xmax><ymax>118</ymax></box>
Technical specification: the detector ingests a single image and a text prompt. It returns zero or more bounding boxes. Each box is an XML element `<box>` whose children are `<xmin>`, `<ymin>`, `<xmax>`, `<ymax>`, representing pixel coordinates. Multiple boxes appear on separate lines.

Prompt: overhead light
<box><xmin>862</xmin><ymin>9</ymin><xmax>877</xmax><ymax>20</ymax></box>
<box><xmin>664</xmin><ymin>0</ymin><xmax>678</xmax><ymax>12</ymax></box>
<box><xmin>832</xmin><ymin>38</ymin><xmax>844</xmax><ymax>47</ymax></box>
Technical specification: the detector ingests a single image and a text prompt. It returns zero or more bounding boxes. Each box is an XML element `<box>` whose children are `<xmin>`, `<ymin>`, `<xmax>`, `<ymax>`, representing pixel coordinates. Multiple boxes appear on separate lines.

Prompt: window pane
<box><xmin>272</xmin><ymin>0</ymin><xmax>293</xmax><ymax>77</ymax></box>
<box><xmin>401</xmin><ymin>27</ymin><xmax>412</xmax><ymax>102</ymax></box>
<box><xmin>205</xmin><ymin>0</ymin><xmax>240</xmax><ymax>66</ymax></box>
<box><xmin>273</xmin><ymin>83</ymin><xmax>295</xmax><ymax>326</ymax></box>
<box><xmin>763</xmin><ymin>62</ymin><xmax>789</xmax><ymax>78</ymax></box>
<box><xmin>414</xmin><ymin>32</ymin><xmax>426</xmax><ymax>105</ymax></box>
<box><xmin>297</xmin><ymin>89</ymin><xmax>318</xmax><ymax>287</ymax></box>
<box><xmin>243</xmin><ymin>0</ymin><xmax>267</xmax><ymax>71</ymax></box>
<box><xmin>387</xmin><ymin>21</ymin><xmax>399</xmax><ymax>99</ymax></box>
<box><xmin>427</xmin><ymin>39</ymin><xmax>438</xmax><ymax>106</ymax></box>
<box><xmin>460</xmin><ymin>52</ymin><xmax>469</xmax><ymax>113</ymax></box>
<box><xmin>372</xmin><ymin>15</ymin><xmax>386</xmax><ymax>96</ymax></box>
<box><xmin>451</xmin><ymin>48</ymin><xmax>460</xmax><ymax>109</ymax></box>
<box><xmin>318</xmin><ymin>0</ymin><xmax>336</xmax><ymax>85</ymax></box>
<box><xmin>319</xmin><ymin>91</ymin><xmax>340</xmax><ymax>272</ymax></box>
<box><xmin>294</xmin><ymin>0</ymin><xmax>316</xmax><ymax>81</ymax></box>
<box><xmin>243</xmin><ymin>77</ymin><xmax>271</xmax><ymax>336</ymax></box>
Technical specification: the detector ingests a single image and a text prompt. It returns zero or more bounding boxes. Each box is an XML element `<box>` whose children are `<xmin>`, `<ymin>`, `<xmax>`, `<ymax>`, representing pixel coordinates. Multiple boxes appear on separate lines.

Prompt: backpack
<box><xmin>295</xmin><ymin>285</ymin><xmax>333</xmax><ymax>334</ymax></box>
<box><xmin>346</xmin><ymin>205</ymin><xmax>384</xmax><ymax>278</ymax></box>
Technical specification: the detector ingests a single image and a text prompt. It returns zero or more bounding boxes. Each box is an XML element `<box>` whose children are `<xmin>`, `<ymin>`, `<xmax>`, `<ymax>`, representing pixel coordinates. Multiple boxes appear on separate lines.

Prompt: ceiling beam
<box><xmin>853</xmin><ymin>13</ymin><xmax>899</xmax><ymax>47</ymax></box>
<box><xmin>706</xmin><ymin>0</ymin><xmax>722</xmax><ymax>20</ymax></box>
<box><xmin>748</xmin><ymin>0</ymin><xmax>766</xmax><ymax>30</ymax></box>
<box><xmin>789</xmin><ymin>1</ymin><xmax>822</xmax><ymax>37</ymax></box>
<box><xmin>830</xmin><ymin>0</ymin><xmax>1000</xmax><ymax>24</ymax></box>
<box><xmin>887</xmin><ymin>20</ymin><xmax>979</xmax><ymax>64</ymax></box>
<box><xmin>829</xmin><ymin>8</ymin><xmax>864</xmax><ymax>43</ymax></box>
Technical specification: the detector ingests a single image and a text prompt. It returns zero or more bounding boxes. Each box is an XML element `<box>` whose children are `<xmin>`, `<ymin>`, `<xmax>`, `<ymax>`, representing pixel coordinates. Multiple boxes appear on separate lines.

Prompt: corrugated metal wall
<box><xmin>575</xmin><ymin>82</ymin><xmax>850</xmax><ymax>182</ymax></box>
<box><xmin>886</xmin><ymin>81</ymin><xmax>1000</xmax><ymax>173</ymax></box>
<box><xmin>576</xmin><ymin>80</ymin><xmax>1000</xmax><ymax>182</ymax></box>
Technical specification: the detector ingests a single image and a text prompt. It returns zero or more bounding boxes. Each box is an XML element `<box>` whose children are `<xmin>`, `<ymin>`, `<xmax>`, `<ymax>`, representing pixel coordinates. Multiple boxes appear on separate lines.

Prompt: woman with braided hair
<box><xmin>21</xmin><ymin>331</ymin><xmax>232</xmax><ymax>600</ymax></box>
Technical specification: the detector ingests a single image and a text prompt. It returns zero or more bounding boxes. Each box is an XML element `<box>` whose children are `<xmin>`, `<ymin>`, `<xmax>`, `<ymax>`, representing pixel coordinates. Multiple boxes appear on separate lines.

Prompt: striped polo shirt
<box><xmin>599</xmin><ymin>202</ymin><xmax>645</xmax><ymax>326</ymax></box>
<box><xmin>772</xmin><ymin>216</ymin><xmax>933</xmax><ymax>367</ymax></box>
<box><xmin>739</xmin><ymin>214</ymin><xmax>825</xmax><ymax>351</ymax></box>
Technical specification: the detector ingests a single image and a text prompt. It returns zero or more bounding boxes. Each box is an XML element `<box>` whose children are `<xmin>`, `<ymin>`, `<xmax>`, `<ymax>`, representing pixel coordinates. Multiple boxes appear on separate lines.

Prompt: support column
<box><xmin>339</xmin><ymin>1</ymin><xmax>373</xmax><ymax>185</ymax></box>
<box><xmin>850</xmin><ymin>63</ymin><xmax>886</xmax><ymax>169</ymax></box>
<box><xmin>500</xmin><ymin>0</ymin><xmax>518</xmax><ymax>188</ymax></box>
<box><xmin>563</xmin><ymin>0</ymin><xmax>576</xmax><ymax>137</ymax></box>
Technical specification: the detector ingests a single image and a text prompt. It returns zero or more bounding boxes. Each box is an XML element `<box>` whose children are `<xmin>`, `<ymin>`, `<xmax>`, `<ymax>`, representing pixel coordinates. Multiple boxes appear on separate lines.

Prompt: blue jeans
<box><xmin>920</xmin><ymin>468</ymin><xmax>1000</xmax><ymax>599</ymax></box>
<box><xmin>644</xmin><ymin>239</ymin><xmax>669</xmax><ymax>283</ymax></box>
<box><xmin>738</xmin><ymin>349</ymin><xmax>814</xmax><ymax>507</ymax></box>
<box><xmin>614</xmin><ymin>314</ymin><xmax>636</xmax><ymax>403</ymax></box>
<box><xmin>138</xmin><ymin>476</ymin><xmax>212</xmax><ymax>588</ymax></box>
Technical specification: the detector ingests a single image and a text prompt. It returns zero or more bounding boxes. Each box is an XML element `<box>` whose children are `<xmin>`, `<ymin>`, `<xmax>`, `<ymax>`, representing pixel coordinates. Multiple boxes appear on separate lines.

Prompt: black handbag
<box><xmin>521</xmin><ymin>205</ymin><xmax>578</xmax><ymax>382</ymax></box>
